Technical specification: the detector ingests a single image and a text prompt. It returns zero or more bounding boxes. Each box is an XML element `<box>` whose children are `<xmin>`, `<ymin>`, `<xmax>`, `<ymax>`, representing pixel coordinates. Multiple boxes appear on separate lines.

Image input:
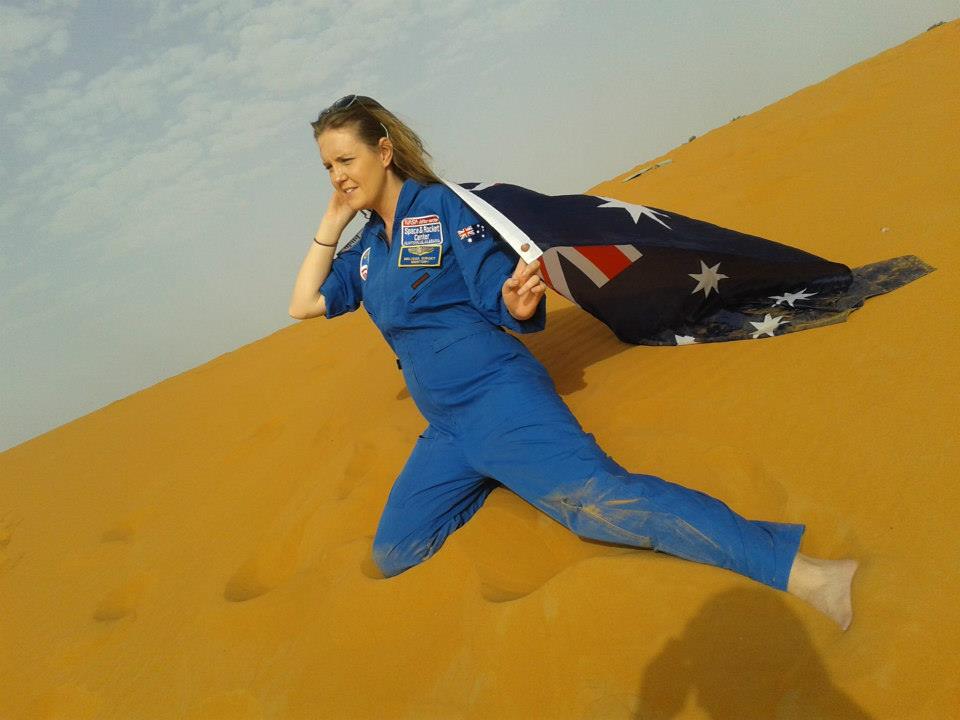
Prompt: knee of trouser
<box><xmin>372</xmin><ymin>536</ymin><xmax>426</xmax><ymax>579</ymax></box>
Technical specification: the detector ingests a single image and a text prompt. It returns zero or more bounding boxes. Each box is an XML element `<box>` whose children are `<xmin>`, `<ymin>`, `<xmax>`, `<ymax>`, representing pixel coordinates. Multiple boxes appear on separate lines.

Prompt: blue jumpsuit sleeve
<box><xmin>318</xmin><ymin>234</ymin><xmax>365</xmax><ymax>319</ymax></box>
<box><xmin>441</xmin><ymin>188</ymin><xmax>546</xmax><ymax>334</ymax></box>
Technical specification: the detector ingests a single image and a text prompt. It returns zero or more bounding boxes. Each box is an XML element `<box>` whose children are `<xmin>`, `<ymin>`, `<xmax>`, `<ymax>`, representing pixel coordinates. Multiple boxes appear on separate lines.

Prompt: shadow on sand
<box><xmin>635</xmin><ymin>587</ymin><xmax>872</xmax><ymax>719</ymax></box>
<box><xmin>516</xmin><ymin>306</ymin><xmax>634</xmax><ymax>395</ymax></box>
<box><xmin>395</xmin><ymin>305</ymin><xmax>635</xmax><ymax>402</ymax></box>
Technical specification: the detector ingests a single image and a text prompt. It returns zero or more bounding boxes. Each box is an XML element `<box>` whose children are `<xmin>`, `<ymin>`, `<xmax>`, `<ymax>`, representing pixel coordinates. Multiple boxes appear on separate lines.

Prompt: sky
<box><xmin>1</xmin><ymin>0</ymin><xmax>957</xmax><ymax>452</ymax></box>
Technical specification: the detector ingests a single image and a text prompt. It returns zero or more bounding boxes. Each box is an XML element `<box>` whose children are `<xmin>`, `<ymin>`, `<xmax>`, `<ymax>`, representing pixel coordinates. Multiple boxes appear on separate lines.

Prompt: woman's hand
<box><xmin>321</xmin><ymin>188</ymin><xmax>358</xmax><ymax>231</ymax></box>
<box><xmin>502</xmin><ymin>257</ymin><xmax>547</xmax><ymax>321</ymax></box>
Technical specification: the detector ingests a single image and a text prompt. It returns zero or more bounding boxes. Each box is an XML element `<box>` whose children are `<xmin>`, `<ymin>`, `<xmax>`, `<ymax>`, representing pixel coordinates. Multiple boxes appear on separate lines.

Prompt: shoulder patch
<box><xmin>359</xmin><ymin>247</ymin><xmax>371</xmax><ymax>281</ymax></box>
<box><xmin>456</xmin><ymin>222</ymin><xmax>489</xmax><ymax>243</ymax></box>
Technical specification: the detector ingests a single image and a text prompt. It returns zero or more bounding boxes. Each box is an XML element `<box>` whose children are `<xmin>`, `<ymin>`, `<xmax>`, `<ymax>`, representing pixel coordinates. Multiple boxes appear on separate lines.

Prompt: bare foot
<box><xmin>786</xmin><ymin>553</ymin><xmax>858</xmax><ymax>630</ymax></box>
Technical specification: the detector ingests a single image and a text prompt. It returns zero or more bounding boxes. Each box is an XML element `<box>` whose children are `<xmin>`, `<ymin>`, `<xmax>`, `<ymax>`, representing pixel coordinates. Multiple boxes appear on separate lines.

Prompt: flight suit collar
<box><xmin>394</xmin><ymin>177</ymin><xmax>428</xmax><ymax>220</ymax></box>
<box><xmin>367</xmin><ymin>178</ymin><xmax>429</xmax><ymax>239</ymax></box>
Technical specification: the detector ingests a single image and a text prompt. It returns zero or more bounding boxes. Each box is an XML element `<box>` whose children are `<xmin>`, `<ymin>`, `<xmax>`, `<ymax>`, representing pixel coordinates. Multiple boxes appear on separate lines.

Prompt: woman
<box><xmin>289</xmin><ymin>95</ymin><xmax>857</xmax><ymax>629</ymax></box>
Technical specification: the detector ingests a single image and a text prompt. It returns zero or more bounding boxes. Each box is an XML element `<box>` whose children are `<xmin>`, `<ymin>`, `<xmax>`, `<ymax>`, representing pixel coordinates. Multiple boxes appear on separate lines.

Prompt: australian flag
<box><xmin>445</xmin><ymin>181</ymin><xmax>934</xmax><ymax>345</ymax></box>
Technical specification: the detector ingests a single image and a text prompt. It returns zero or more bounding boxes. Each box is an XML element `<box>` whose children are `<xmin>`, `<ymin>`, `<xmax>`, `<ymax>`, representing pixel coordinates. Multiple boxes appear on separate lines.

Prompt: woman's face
<box><xmin>317</xmin><ymin>125</ymin><xmax>391</xmax><ymax>212</ymax></box>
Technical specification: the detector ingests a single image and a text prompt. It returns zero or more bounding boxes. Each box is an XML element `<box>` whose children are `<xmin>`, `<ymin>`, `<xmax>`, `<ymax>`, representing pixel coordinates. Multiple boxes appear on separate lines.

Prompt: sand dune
<box><xmin>2</xmin><ymin>19</ymin><xmax>958</xmax><ymax>719</ymax></box>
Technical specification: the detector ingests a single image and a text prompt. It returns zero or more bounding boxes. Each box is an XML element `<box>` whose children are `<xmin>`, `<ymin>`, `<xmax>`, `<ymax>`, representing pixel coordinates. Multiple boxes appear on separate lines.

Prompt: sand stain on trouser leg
<box><xmin>372</xmin><ymin>534</ymin><xmax>440</xmax><ymax>578</ymax></box>
<box><xmin>538</xmin><ymin>474</ymin><xmax>734</xmax><ymax>569</ymax></box>
<box><xmin>533</xmin><ymin>464</ymin><xmax>805</xmax><ymax>590</ymax></box>
<box><xmin>372</xmin><ymin>486</ymin><xmax>496</xmax><ymax>578</ymax></box>
<box><xmin>467</xmin><ymin>405</ymin><xmax>802</xmax><ymax>589</ymax></box>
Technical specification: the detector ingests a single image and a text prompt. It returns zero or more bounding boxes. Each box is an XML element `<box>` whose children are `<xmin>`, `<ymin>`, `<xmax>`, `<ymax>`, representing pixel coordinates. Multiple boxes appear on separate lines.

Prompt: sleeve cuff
<box><xmin>318</xmin><ymin>272</ymin><xmax>347</xmax><ymax>319</ymax></box>
<box><xmin>498</xmin><ymin>291</ymin><xmax>547</xmax><ymax>334</ymax></box>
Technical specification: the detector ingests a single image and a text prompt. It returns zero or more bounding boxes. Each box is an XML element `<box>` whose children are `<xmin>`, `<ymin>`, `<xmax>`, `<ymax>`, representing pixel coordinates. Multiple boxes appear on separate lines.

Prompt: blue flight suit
<box><xmin>319</xmin><ymin>178</ymin><xmax>804</xmax><ymax>590</ymax></box>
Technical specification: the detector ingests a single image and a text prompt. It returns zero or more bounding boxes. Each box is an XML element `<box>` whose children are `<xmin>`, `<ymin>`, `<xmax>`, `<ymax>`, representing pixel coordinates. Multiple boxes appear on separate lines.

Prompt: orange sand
<box><xmin>2</xmin><ymin>20</ymin><xmax>958</xmax><ymax>719</ymax></box>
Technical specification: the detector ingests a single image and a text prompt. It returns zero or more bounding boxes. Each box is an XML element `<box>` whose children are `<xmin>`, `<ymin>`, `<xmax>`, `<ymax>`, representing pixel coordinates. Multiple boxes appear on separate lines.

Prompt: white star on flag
<box><xmin>769</xmin><ymin>288</ymin><xmax>818</xmax><ymax>307</ymax></box>
<box><xmin>596</xmin><ymin>197</ymin><xmax>672</xmax><ymax>229</ymax></box>
<box><xmin>749</xmin><ymin>313</ymin><xmax>788</xmax><ymax>338</ymax></box>
<box><xmin>689</xmin><ymin>260</ymin><xmax>729</xmax><ymax>298</ymax></box>
<box><xmin>674</xmin><ymin>335</ymin><xmax>697</xmax><ymax>345</ymax></box>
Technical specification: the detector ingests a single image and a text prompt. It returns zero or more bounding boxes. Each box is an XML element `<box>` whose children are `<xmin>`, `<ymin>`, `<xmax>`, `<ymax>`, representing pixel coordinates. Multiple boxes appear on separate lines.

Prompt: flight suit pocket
<box><xmin>430</xmin><ymin>321</ymin><xmax>502</xmax><ymax>353</ymax></box>
<box><xmin>414</xmin><ymin>322</ymin><xmax>520</xmax><ymax>394</ymax></box>
<box><xmin>407</xmin><ymin>262</ymin><xmax>453</xmax><ymax>304</ymax></box>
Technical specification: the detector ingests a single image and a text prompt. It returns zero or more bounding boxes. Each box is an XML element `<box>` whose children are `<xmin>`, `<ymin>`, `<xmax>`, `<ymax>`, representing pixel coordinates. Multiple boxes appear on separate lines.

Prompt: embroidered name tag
<box><xmin>398</xmin><ymin>214</ymin><xmax>442</xmax><ymax>267</ymax></box>
<box><xmin>398</xmin><ymin>244</ymin><xmax>442</xmax><ymax>267</ymax></box>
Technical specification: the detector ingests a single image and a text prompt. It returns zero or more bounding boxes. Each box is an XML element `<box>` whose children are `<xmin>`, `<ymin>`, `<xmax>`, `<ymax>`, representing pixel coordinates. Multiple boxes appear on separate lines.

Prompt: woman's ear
<box><xmin>379</xmin><ymin>137</ymin><xmax>393</xmax><ymax>168</ymax></box>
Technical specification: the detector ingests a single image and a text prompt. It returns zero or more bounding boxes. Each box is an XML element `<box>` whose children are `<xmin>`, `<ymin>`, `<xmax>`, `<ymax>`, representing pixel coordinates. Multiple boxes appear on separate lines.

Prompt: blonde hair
<box><xmin>310</xmin><ymin>96</ymin><xmax>442</xmax><ymax>185</ymax></box>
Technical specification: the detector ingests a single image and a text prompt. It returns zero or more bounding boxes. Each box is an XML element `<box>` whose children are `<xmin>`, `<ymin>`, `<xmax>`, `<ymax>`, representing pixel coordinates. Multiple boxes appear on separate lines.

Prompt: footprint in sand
<box><xmin>223</xmin><ymin>515</ymin><xmax>309</xmax><ymax>602</ymax></box>
<box><xmin>458</xmin><ymin>488</ymin><xmax>630</xmax><ymax>603</ymax></box>
<box><xmin>100</xmin><ymin>519</ymin><xmax>136</xmax><ymax>543</ymax></box>
<box><xmin>99</xmin><ymin>507</ymin><xmax>159</xmax><ymax>545</ymax></box>
<box><xmin>577</xmin><ymin>693</ymin><xmax>639</xmax><ymax>720</ymax></box>
<box><xmin>701</xmin><ymin>444</ymin><xmax>855</xmax><ymax>551</ymax></box>
<box><xmin>0</xmin><ymin>513</ymin><xmax>20</xmax><ymax>548</ymax></box>
<box><xmin>338</xmin><ymin>439</ymin><xmax>380</xmax><ymax>500</ymax></box>
<box><xmin>92</xmin><ymin>572</ymin><xmax>152</xmax><ymax>622</ymax></box>
<box><xmin>183</xmin><ymin>689</ymin><xmax>262</xmax><ymax>720</ymax></box>
<box><xmin>700</xmin><ymin>444</ymin><xmax>789</xmax><ymax>513</ymax></box>
<box><xmin>353</xmin><ymin>496</ymin><xmax>615</xmax><ymax>595</ymax></box>
<box><xmin>224</xmin><ymin>417</ymin><xmax>286</xmax><ymax>464</ymax></box>
<box><xmin>25</xmin><ymin>682</ymin><xmax>102</xmax><ymax>720</ymax></box>
<box><xmin>91</xmin><ymin>512</ymin><xmax>155</xmax><ymax>621</ymax></box>
<box><xmin>358</xmin><ymin>535</ymin><xmax>384</xmax><ymax>579</ymax></box>
<box><xmin>223</xmin><ymin>438</ymin><xmax>392</xmax><ymax>601</ymax></box>
<box><xmin>0</xmin><ymin>513</ymin><xmax>25</xmax><ymax>576</ymax></box>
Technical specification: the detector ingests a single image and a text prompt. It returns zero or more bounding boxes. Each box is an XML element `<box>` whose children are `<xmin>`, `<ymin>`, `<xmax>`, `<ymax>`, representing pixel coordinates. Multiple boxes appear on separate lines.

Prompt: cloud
<box><xmin>3</xmin><ymin>0</ymin><xmax>559</xmax><ymax>267</ymax></box>
<box><xmin>3</xmin><ymin>268</ymin><xmax>54</xmax><ymax>301</ymax></box>
<box><xmin>46</xmin><ymin>136</ymin><xmax>204</xmax><ymax>234</ymax></box>
<box><xmin>7</xmin><ymin>44</ymin><xmax>209</xmax><ymax>150</ymax></box>
<box><xmin>0</xmin><ymin>4</ymin><xmax>74</xmax><ymax>79</ymax></box>
<box><xmin>142</xmin><ymin>0</ymin><xmax>257</xmax><ymax>34</ymax></box>
<box><xmin>0</xmin><ymin>269</ymin><xmax>57</xmax><ymax>339</ymax></box>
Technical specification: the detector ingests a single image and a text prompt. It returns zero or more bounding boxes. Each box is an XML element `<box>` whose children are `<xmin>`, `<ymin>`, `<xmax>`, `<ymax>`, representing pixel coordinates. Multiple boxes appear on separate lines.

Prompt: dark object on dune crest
<box><xmin>926</xmin><ymin>20</ymin><xmax>946</xmax><ymax>31</ymax></box>
<box><xmin>623</xmin><ymin>159</ymin><xmax>673</xmax><ymax>182</ymax></box>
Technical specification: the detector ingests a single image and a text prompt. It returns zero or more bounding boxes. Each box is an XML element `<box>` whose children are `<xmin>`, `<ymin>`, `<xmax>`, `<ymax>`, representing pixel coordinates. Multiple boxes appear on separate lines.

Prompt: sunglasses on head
<box><xmin>316</xmin><ymin>94</ymin><xmax>390</xmax><ymax>140</ymax></box>
<box><xmin>321</xmin><ymin>94</ymin><xmax>364</xmax><ymax>115</ymax></box>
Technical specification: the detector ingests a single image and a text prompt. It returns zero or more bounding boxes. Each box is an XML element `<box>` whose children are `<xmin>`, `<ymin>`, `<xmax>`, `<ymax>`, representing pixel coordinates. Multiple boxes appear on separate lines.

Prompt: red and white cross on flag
<box><xmin>444</xmin><ymin>180</ymin><xmax>643</xmax><ymax>301</ymax></box>
<box><xmin>538</xmin><ymin>244</ymin><xmax>643</xmax><ymax>301</ymax></box>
